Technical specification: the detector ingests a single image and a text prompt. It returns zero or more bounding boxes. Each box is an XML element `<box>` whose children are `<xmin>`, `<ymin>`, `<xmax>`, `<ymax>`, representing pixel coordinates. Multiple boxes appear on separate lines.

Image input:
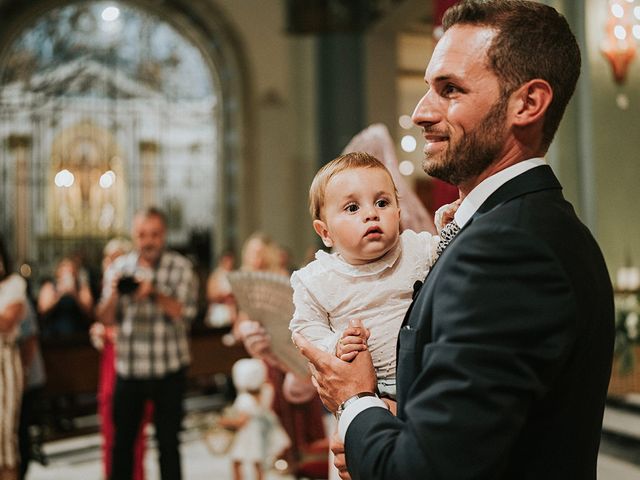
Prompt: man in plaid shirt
<box><xmin>97</xmin><ymin>207</ymin><xmax>197</xmax><ymax>480</ymax></box>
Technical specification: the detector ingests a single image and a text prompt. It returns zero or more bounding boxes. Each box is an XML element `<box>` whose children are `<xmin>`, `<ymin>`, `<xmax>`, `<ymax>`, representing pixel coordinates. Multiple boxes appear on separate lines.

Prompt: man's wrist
<box><xmin>335</xmin><ymin>391</ymin><xmax>377</xmax><ymax>420</ymax></box>
<box><xmin>337</xmin><ymin>394</ymin><xmax>390</xmax><ymax>442</ymax></box>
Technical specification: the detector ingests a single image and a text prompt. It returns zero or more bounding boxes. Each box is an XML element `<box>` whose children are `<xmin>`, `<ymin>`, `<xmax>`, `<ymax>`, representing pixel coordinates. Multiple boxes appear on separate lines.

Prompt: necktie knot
<box><xmin>436</xmin><ymin>220</ymin><xmax>460</xmax><ymax>256</ymax></box>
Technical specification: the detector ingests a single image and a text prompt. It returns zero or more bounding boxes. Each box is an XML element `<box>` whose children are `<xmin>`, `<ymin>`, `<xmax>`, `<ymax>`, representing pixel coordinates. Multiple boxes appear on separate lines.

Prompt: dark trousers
<box><xmin>110</xmin><ymin>368</ymin><xmax>186</xmax><ymax>480</ymax></box>
<box><xmin>18</xmin><ymin>387</ymin><xmax>43</xmax><ymax>480</ymax></box>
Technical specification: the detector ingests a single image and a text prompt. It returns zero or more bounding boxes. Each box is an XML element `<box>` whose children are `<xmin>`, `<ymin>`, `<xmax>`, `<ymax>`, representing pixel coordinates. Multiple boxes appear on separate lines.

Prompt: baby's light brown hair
<box><xmin>309</xmin><ymin>151</ymin><xmax>398</xmax><ymax>221</ymax></box>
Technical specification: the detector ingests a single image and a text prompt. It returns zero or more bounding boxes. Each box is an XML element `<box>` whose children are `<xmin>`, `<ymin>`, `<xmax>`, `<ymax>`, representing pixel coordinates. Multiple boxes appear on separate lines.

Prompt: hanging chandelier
<box><xmin>601</xmin><ymin>0</ymin><xmax>640</xmax><ymax>85</ymax></box>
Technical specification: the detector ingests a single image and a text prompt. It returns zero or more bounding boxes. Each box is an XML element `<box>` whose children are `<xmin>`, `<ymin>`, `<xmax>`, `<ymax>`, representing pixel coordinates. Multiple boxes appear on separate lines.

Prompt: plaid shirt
<box><xmin>103</xmin><ymin>250</ymin><xmax>198</xmax><ymax>379</ymax></box>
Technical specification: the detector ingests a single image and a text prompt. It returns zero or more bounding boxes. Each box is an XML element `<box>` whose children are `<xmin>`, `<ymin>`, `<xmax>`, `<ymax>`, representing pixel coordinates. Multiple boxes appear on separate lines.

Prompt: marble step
<box><xmin>603</xmin><ymin>394</ymin><xmax>640</xmax><ymax>441</ymax></box>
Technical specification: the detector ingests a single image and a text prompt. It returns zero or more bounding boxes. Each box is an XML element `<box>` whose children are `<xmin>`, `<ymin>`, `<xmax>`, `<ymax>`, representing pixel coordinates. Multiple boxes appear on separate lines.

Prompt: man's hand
<box><xmin>293</xmin><ymin>331</ymin><xmax>377</xmax><ymax>413</ymax></box>
<box><xmin>131</xmin><ymin>277</ymin><xmax>183</xmax><ymax>320</ymax></box>
<box><xmin>134</xmin><ymin>278</ymin><xmax>154</xmax><ymax>301</ymax></box>
<box><xmin>331</xmin><ymin>430</ymin><xmax>351</xmax><ymax>480</ymax></box>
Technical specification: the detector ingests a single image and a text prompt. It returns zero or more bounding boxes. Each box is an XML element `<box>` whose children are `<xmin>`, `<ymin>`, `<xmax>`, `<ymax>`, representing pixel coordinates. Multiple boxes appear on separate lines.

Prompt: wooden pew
<box><xmin>41</xmin><ymin>327</ymin><xmax>247</xmax><ymax>397</ymax></box>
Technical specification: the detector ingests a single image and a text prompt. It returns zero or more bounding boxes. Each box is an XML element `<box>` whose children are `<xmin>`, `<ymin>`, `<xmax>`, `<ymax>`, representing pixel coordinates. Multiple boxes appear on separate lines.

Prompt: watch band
<box><xmin>335</xmin><ymin>391</ymin><xmax>377</xmax><ymax>420</ymax></box>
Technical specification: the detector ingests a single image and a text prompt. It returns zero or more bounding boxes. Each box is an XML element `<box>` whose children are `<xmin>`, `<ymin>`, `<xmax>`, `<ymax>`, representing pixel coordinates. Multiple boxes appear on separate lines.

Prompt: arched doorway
<box><xmin>0</xmin><ymin>0</ymin><xmax>248</xmax><ymax>284</ymax></box>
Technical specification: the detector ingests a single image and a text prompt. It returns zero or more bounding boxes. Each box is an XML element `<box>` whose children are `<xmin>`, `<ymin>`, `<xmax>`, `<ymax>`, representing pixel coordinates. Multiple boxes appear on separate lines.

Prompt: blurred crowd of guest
<box><xmin>0</xmin><ymin>207</ymin><xmax>328</xmax><ymax>480</ymax></box>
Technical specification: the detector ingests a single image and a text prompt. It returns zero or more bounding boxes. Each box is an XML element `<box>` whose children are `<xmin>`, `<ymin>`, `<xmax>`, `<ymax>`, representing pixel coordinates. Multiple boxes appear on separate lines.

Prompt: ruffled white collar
<box><xmin>314</xmin><ymin>240</ymin><xmax>402</xmax><ymax>278</ymax></box>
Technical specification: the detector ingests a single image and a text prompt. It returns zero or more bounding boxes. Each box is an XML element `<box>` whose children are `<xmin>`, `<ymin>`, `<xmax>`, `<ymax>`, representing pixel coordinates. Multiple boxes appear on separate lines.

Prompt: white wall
<box><xmin>559</xmin><ymin>0</ymin><xmax>640</xmax><ymax>278</ymax></box>
<box><xmin>212</xmin><ymin>0</ymin><xmax>319</xmax><ymax>263</ymax></box>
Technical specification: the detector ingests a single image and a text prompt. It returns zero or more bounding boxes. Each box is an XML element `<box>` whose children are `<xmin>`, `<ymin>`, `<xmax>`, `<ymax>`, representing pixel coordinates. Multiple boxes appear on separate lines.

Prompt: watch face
<box><xmin>336</xmin><ymin>392</ymin><xmax>378</xmax><ymax>420</ymax></box>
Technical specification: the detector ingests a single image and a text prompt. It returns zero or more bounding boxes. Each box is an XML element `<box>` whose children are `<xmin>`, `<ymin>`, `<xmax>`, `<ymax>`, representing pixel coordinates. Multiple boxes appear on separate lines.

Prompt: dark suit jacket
<box><xmin>345</xmin><ymin>166</ymin><xmax>614</xmax><ymax>479</ymax></box>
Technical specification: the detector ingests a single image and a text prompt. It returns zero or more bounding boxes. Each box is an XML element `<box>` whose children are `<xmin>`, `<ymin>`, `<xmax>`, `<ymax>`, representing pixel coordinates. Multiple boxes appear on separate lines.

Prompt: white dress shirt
<box><xmin>338</xmin><ymin>157</ymin><xmax>547</xmax><ymax>442</ymax></box>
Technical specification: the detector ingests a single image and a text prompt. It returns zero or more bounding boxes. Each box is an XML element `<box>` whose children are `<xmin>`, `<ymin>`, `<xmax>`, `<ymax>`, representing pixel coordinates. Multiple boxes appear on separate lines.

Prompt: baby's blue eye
<box><xmin>345</xmin><ymin>204</ymin><xmax>359</xmax><ymax>213</ymax></box>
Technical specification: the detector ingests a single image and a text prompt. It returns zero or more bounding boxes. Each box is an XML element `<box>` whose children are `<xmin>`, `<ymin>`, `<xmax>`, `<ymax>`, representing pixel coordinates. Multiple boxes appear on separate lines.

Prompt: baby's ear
<box><xmin>313</xmin><ymin>219</ymin><xmax>333</xmax><ymax>248</ymax></box>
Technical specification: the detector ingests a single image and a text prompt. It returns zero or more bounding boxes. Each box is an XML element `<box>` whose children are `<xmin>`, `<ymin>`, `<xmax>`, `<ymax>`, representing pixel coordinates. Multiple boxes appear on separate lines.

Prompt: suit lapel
<box><xmin>401</xmin><ymin>165</ymin><xmax>562</xmax><ymax>330</ymax></box>
<box><xmin>396</xmin><ymin>165</ymin><xmax>564</xmax><ymax>412</ymax></box>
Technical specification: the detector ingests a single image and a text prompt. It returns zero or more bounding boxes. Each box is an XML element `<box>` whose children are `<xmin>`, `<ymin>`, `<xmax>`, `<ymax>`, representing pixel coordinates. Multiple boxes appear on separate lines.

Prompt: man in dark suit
<box><xmin>294</xmin><ymin>1</ymin><xmax>614</xmax><ymax>479</ymax></box>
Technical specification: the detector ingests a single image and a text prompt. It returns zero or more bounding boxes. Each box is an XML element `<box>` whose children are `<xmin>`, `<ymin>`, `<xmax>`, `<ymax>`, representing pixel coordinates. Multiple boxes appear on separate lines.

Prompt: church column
<box><xmin>8</xmin><ymin>135</ymin><xmax>32</xmax><ymax>264</ymax></box>
<box><xmin>316</xmin><ymin>33</ymin><xmax>365</xmax><ymax>166</ymax></box>
<box><xmin>139</xmin><ymin>141</ymin><xmax>158</xmax><ymax>208</ymax></box>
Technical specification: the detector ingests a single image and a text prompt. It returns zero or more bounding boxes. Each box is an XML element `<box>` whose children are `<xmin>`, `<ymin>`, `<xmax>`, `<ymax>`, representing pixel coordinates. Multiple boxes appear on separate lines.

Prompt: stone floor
<box><xmin>25</xmin><ymin>433</ymin><xmax>640</xmax><ymax>480</ymax></box>
<box><xmin>27</xmin><ymin>429</ymin><xmax>294</xmax><ymax>480</ymax></box>
<box><xmin>23</xmin><ymin>395</ymin><xmax>640</xmax><ymax>480</ymax></box>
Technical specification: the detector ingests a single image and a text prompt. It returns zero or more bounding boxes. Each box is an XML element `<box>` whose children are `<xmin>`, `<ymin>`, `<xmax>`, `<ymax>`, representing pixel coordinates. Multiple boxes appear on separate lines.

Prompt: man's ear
<box><xmin>511</xmin><ymin>79</ymin><xmax>553</xmax><ymax>127</ymax></box>
<box><xmin>313</xmin><ymin>219</ymin><xmax>333</xmax><ymax>248</ymax></box>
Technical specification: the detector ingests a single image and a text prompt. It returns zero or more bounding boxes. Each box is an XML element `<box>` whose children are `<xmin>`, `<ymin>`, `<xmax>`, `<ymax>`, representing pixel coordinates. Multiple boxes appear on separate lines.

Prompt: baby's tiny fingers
<box><xmin>341</xmin><ymin>335</ymin><xmax>365</xmax><ymax>345</ymax></box>
<box><xmin>363</xmin><ymin>327</ymin><xmax>371</xmax><ymax>340</ymax></box>
<box><xmin>341</xmin><ymin>343</ymin><xmax>367</xmax><ymax>354</ymax></box>
<box><xmin>342</xmin><ymin>327</ymin><xmax>362</xmax><ymax>338</ymax></box>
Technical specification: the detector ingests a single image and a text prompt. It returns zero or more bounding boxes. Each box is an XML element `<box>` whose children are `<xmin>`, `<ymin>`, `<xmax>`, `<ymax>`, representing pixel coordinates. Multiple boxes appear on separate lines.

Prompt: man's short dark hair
<box><xmin>443</xmin><ymin>0</ymin><xmax>580</xmax><ymax>149</ymax></box>
<box><xmin>136</xmin><ymin>206</ymin><xmax>168</xmax><ymax>226</ymax></box>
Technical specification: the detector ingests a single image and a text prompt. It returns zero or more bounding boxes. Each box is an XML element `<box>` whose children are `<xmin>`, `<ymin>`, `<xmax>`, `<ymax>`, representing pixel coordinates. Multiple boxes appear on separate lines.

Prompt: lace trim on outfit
<box><xmin>314</xmin><ymin>240</ymin><xmax>402</xmax><ymax>278</ymax></box>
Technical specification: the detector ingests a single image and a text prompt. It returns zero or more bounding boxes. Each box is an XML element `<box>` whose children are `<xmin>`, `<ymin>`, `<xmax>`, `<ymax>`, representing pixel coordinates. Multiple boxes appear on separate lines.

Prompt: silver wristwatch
<box><xmin>335</xmin><ymin>391</ymin><xmax>377</xmax><ymax>420</ymax></box>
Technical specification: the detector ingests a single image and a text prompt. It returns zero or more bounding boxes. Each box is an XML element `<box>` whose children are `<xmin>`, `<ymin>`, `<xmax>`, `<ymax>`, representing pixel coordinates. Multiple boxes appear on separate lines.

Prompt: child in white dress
<box><xmin>222</xmin><ymin>358</ymin><xmax>291</xmax><ymax>480</ymax></box>
<box><xmin>289</xmin><ymin>152</ymin><xmax>456</xmax><ymax>400</ymax></box>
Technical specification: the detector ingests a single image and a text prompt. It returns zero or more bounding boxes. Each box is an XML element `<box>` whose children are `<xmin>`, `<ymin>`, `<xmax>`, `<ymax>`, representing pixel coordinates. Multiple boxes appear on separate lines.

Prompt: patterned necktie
<box><xmin>436</xmin><ymin>220</ymin><xmax>461</xmax><ymax>256</ymax></box>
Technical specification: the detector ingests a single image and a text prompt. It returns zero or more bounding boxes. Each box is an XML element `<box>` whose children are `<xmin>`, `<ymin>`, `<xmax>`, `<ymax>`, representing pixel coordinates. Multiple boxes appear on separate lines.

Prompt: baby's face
<box><xmin>315</xmin><ymin>167</ymin><xmax>400</xmax><ymax>265</ymax></box>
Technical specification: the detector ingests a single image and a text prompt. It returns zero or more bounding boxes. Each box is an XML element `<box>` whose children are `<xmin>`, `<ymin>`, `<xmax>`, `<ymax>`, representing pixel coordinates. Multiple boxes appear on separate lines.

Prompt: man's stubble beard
<box><xmin>423</xmin><ymin>95</ymin><xmax>509</xmax><ymax>186</ymax></box>
<box><xmin>140</xmin><ymin>245</ymin><xmax>162</xmax><ymax>264</ymax></box>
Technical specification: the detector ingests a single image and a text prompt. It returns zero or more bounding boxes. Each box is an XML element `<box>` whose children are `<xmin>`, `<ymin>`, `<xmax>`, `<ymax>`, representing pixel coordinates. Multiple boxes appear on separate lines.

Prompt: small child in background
<box><xmin>289</xmin><ymin>152</ymin><xmax>457</xmax><ymax>403</ymax></box>
<box><xmin>221</xmin><ymin>359</ymin><xmax>290</xmax><ymax>480</ymax></box>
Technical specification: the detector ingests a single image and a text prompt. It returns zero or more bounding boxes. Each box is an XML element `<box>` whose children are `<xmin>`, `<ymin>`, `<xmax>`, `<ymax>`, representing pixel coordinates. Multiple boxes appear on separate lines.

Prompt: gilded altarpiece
<box><xmin>0</xmin><ymin>2</ymin><xmax>221</xmax><ymax>278</ymax></box>
<box><xmin>48</xmin><ymin>121</ymin><xmax>127</xmax><ymax>237</ymax></box>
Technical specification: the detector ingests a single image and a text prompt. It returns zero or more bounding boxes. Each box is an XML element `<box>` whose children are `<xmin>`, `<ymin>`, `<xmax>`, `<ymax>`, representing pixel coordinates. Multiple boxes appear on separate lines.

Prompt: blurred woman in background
<box><xmin>0</xmin><ymin>238</ymin><xmax>27</xmax><ymax>480</ymax></box>
<box><xmin>37</xmin><ymin>257</ymin><xmax>93</xmax><ymax>338</ymax></box>
<box><xmin>232</xmin><ymin>233</ymin><xmax>327</xmax><ymax>475</ymax></box>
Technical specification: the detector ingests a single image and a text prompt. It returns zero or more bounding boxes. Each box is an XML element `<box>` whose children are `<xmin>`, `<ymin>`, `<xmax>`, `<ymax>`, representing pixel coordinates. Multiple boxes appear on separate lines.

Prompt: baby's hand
<box><xmin>336</xmin><ymin>319</ymin><xmax>370</xmax><ymax>362</ymax></box>
<box><xmin>382</xmin><ymin>398</ymin><xmax>397</xmax><ymax>416</ymax></box>
<box><xmin>434</xmin><ymin>198</ymin><xmax>462</xmax><ymax>233</ymax></box>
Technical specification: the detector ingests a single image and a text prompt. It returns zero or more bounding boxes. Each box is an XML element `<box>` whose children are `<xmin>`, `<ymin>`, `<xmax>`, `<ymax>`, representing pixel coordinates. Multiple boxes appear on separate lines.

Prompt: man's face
<box><xmin>412</xmin><ymin>25</ymin><xmax>509</xmax><ymax>186</ymax></box>
<box><xmin>133</xmin><ymin>215</ymin><xmax>166</xmax><ymax>264</ymax></box>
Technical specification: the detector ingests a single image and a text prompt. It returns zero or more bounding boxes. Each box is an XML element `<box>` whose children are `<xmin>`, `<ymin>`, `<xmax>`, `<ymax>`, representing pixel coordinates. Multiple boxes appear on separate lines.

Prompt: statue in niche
<box><xmin>49</xmin><ymin>121</ymin><xmax>126</xmax><ymax>237</ymax></box>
